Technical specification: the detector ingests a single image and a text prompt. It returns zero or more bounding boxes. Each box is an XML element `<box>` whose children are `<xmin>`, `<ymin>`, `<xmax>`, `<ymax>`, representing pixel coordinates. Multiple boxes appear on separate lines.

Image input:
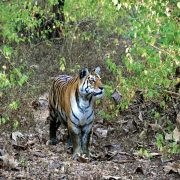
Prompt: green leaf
<box><xmin>178</xmin><ymin>2</ymin><xmax>180</xmax><ymax>9</ymax></box>
<box><xmin>18</xmin><ymin>75</ymin><xmax>28</xmax><ymax>86</ymax></box>
<box><xmin>148</xmin><ymin>90</ymin><xmax>153</xmax><ymax>98</ymax></box>
<box><xmin>9</xmin><ymin>101</ymin><xmax>20</xmax><ymax>110</ymax></box>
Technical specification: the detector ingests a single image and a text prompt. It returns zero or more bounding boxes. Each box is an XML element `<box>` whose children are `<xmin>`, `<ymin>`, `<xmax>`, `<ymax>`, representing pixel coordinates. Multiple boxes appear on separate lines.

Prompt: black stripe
<box><xmin>81</xmin><ymin>79</ymin><xmax>87</xmax><ymax>92</ymax></box>
<box><xmin>87</xmin><ymin>111</ymin><xmax>93</xmax><ymax>120</ymax></box>
<box><xmin>50</xmin><ymin>113</ymin><xmax>55</xmax><ymax>120</ymax></box>
<box><xmin>82</xmin><ymin>79</ymin><xmax>86</xmax><ymax>87</ymax></box>
<box><xmin>75</xmin><ymin>89</ymin><xmax>79</xmax><ymax>103</ymax></box>
<box><xmin>86</xmin><ymin>120</ymin><xmax>93</xmax><ymax>126</ymax></box>
<box><xmin>70</xmin><ymin>117</ymin><xmax>79</xmax><ymax>127</ymax></box>
<box><xmin>85</xmin><ymin>87</ymin><xmax>90</xmax><ymax>93</ymax></box>
<box><xmin>87</xmin><ymin>96</ymin><xmax>92</xmax><ymax>108</ymax></box>
<box><xmin>53</xmin><ymin>95</ymin><xmax>56</xmax><ymax>107</ymax></box>
<box><xmin>94</xmin><ymin>91</ymin><xmax>102</xmax><ymax>96</ymax></box>
<box><xmin>89</xmin><ymin>95</ymin><xmax>92</xmax><ymax>102</ymax></box>
<box><xmin>71</xmin><ymin>108</ymin><xmax>79</xmax><ymax>121</ymax></box>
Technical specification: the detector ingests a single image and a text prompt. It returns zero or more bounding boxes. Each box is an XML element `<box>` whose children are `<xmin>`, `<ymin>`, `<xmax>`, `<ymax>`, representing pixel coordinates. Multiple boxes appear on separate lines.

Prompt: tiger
<box><xmin>48</xmin><ymin>67</ymin><xmax>104</xmax><ymax>159</ymax></box>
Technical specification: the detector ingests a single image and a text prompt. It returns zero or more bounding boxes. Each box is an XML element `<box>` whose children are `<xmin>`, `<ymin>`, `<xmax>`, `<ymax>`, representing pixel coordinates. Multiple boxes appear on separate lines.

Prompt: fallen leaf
<box><xmin>48</xmin><ymin>161</ymin><xmax>63</xmax><ymax>170</ymax></box>
<box><xmin>165</xmin><ymin>133</ymin><xmax>173</xmax><ymax>141</ymax></box>
<box><xmin>149</xmin><ymin>123</ymin><xmax>163</xmax><ymax>132</ymax></box>
<box><xmin>30</xmin><ymin>64</ymin><xmax>39</xmax><ymax>69</ymax></box>
<box><xmin>173</xmin><ymin>127</ymin><xmax>180</xmax><ymax>143</ymax></box>
<box><xmin>102</xmin><ymin>175</ymin><xmax>121</xmax><ymax>180</ymax></box>
<box><xmin>112</xmin><ymin>90</ymin><xmax>122</xmax><ymax>104</ymax></box>
<box><xmin>96</xmin><ymin>128</ymin><xmax>108</xmax><ymax>138</ymax></box>
<box><xmin>164</xmin><ymin>161</ymin><xmax>180</xmax><ymax>175</ymax></box>
<box><xmin>138</xmin><ymin>111</ymin><xmax>143</xmax><ymax>121</ymax></box>
<box><xmin>139</xmin><ymin>129</ymin><xmax>147</xmax><ymax>140</ymax></box>
<box><xmin>77</xmin><ymin>154</ymin><xmax>89</xmax><ymax>163</ymax></box>
<box><xmin>33</xmin><ymin>151</ymin><xmax>46</xmax><ymax>158</ymax></box>
<box><xmin>0</xmin><ymin>153</ymin><xmax>18</xmax><ymax>169</ymax></box>
<box><xmin>11</xmin><ymin>131</ymin><xmax>24</xmax><ymax>142</ymax></box>
<box><xmin>0</xmin><ymin>149</ymin><xmax>5</xmax><ymax>156</ymax></box>
<box><xmin>26</xmin><ymin>138</ymin><xmax>36</xmax><ymax>146</ymax></box>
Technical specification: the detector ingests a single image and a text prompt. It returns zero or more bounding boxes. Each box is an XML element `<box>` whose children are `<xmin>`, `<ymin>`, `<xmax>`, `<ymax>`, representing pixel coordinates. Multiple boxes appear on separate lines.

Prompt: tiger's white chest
<box><xmin>70</xmin><ymin>96</ymin><xmax>94</xmax><ymax>126</ymax></box>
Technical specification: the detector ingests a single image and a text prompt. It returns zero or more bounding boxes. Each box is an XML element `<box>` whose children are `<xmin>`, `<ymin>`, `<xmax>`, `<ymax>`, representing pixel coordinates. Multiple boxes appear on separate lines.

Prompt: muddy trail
<box><xmin>0</xmin><ymin>39</ymin><xmax>180</xmax><ymax>179</ymax></box>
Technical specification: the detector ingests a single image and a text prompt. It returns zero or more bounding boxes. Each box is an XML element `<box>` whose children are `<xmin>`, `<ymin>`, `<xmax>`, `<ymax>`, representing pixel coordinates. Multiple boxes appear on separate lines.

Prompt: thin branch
<box><xmin>113</xmin><ymin>159</ymin><xmax>136</xmax><ymax>163</ymax></box>
<box><xmin>149</xmin><ymin>43</ymin><xmax>176</xmax><ymax>56</ymax></box>
<box><xmin>163</xmin><ymin>90</ymin><xmax>180</xmax><ymax>98</ymax></box>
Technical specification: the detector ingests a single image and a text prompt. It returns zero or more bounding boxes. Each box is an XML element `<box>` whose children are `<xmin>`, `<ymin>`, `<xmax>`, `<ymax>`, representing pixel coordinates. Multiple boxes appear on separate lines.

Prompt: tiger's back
<box><xmin>48</xmin><ymin>75</ymin><xmax>77</xmax><ymax>123</ymax></box>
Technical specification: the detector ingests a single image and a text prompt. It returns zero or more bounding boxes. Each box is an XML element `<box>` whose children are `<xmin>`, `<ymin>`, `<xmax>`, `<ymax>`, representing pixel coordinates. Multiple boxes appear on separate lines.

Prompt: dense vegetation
<box><xmin>0</xmin><ymin>0</ymin><xmax>179</xmax><ymax>157</ymax></box>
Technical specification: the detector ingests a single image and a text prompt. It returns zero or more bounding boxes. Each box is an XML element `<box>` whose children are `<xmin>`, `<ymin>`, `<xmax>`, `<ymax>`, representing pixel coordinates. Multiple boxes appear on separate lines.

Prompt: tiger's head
<box><xmin>78</xmin><ymin>67</ymin><xmax>104</xmax><ymax>99</ymax></box>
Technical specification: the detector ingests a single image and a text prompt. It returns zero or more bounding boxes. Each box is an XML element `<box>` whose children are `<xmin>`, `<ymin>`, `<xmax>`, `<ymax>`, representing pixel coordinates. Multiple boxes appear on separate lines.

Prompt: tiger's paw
<box><xmin>72</xmin><ymin>153</ymin><xmax>89</xmax><ymax>163</ymax></box>
<box><xmin>77</xmin><ymin>154</ymin><xmax>89</xmax><ymax>163</ymax></box>
<box><xmin>72</xmin><ymin>152</ymin><xmax>81</xmax><ymax>160</ymax></box>
<box><xmin>47</xmin><ymin>138</ymin><xmax>58</xmax><ymax>145</ymax></box>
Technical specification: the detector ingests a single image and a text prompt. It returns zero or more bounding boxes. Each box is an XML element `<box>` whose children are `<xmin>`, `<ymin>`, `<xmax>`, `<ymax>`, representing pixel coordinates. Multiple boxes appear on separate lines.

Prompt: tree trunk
<box><xmin>32</xmin><ymin>0</ymin><xmax>65</xmax><ymax>38</ymax></box>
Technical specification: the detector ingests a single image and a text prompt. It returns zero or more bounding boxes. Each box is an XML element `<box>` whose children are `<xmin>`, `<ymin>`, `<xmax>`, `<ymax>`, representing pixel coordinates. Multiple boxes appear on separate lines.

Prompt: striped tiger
<box><xmin>48</xmin><ymin>67</ymin><xmax>104</xmax><ymax>159</ymax></box>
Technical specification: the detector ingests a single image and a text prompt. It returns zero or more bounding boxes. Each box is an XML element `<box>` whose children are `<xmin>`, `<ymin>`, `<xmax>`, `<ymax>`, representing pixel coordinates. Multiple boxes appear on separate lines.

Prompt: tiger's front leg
<box><xmin>68</xmin><ymin>120</ymin><xmax>82</xmax><ymax>159</ymax></box>
<box><xmin>81</xmin><ymin>123</ymin><xmax>93</xmax><ymax>157</ymax></box>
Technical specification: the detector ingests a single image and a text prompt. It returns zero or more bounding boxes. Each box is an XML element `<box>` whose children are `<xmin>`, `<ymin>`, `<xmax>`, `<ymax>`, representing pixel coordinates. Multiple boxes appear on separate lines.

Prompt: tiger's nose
<box><xmin>99</xmin><ymin>86</ymin><xmax>104</xmax><ymax>90</ymax></box>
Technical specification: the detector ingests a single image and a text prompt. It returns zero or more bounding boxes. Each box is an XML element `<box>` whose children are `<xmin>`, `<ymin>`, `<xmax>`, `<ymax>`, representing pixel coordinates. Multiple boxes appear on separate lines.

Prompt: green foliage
<box><xmin>155</xmin><ymin>132</ymin><xmax>180</xmax><ymax>155</ymax></box>
<box><xmin>0</xmin><ymin>44</ymin><xmax>28</xmax><ymax>130</ymax></box>
<box><xmin>65</xmin><ymin>0</ymin><xmax>119</xmax><ymax>32</ymax></box>
<box><xmin>156</xmin><ymin>133</ymin><xmax>164</xmax><ymax>151</ymax></box>
<box><xmin>168</xmin><ymin>142</ymin><xmax>180</xmax><ymax>154</ymax></box>
<box><xmin>0</xmin><ymin>114</ymin><xmax>9</xmax><ymax>125</ymax></box>
<box><xmin>104</xmin><ymin>84</ymin><xmax>114</xmax><ymax>98</ymax></box>
<box><xmin>105</xmin><ymin>58</ymin><xmax>117</xmax><ymax>75</ymax></box>
<box><xmin>0</xmin><ymin>0</ymin><xmax>64</xmax><ymax>42</ymax></box>
<box><xmin>9</xmin><ymin>101</ymin><xmax>20</xmax><ymax>110</ymax></box>
<box><xmin>0</xmin><ymin>45</ymin><xmax>29</xmax><ymax>89</ymax></box>
<box><xmin>98</xmin><ymin>109</ymin><xmax>113</xmax><ymax>121</ymax></box>
<box><xmin>138</xmin><ymin>148</ymin><xmax>152</xmax><ymax>159</ymax></box>
<box><xmin>13</xmin><ymin>119</ymin><xmax>19</xmax><ymax>129</ymax></box>
<box><xmin>117</xmin><ymin>1</ymin><xmax>178</xmax><ymax>107</ymax></box>
<box><xmin>59</xmin><ymin>57</ymin><xmax>66</xmax><ymax>72</ymax></box>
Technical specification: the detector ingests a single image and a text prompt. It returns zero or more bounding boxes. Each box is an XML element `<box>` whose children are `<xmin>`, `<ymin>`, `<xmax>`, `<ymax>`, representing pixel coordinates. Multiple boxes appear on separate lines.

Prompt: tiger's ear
<box><xmin>91</xmin><ymin>67</ymin><xmax>101</xmax><ymax>75</ymax></box>
<box><xmin>79</xmin><ymin>68</ymin><xmax>89</xmax><ymax>79</ymax></box>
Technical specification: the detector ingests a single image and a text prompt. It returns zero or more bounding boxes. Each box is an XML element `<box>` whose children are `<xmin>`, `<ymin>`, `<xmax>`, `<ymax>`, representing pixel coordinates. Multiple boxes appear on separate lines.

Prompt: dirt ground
<box><xmin>0</xmin><ymin>38</ymin><xmax>180</xmax><ymax>179</ymax></box>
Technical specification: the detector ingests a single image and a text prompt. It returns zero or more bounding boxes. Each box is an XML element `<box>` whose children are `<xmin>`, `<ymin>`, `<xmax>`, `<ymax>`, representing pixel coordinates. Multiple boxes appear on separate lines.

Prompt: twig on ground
<box><xmin>113</xmin><ymin>159</ymin><xmax>136</xmax><ymax>163</ymax></box>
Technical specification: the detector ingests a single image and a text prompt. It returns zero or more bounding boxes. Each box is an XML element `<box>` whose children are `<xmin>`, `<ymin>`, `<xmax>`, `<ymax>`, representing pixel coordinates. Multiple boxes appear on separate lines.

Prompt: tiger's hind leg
<box><xmin>67</xmin><ymin>132</ymin><xmax>73</xmax><ymax>154</ymax></box>
<box><xmin>49</xmin><ymin>109</ymin><xmax>61</xmax><ymax>145</ymax></box>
